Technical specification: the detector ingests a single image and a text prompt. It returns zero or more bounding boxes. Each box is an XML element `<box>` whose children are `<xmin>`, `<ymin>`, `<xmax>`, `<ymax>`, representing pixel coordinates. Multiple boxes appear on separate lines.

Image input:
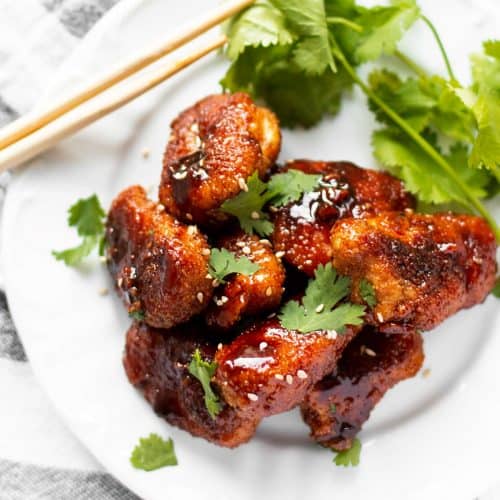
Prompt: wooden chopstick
<box><xmin>0</xmin><ymin>0</ymin><xmax>254</xmax><ymax>152</ymax></box>
<box><xmin>0</xmin><ymin>35</ymin><xmax>227</xmax><ymax>174</ymax></box>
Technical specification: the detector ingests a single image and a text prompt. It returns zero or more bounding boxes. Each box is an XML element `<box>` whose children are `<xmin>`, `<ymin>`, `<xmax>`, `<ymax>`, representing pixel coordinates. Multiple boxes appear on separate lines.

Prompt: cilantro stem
<box><xmin>326</xmin><ymin>17</ymin><xmax>363</xmax><ymax>32</ymax></box>
<box><xmin>394</xmin><ymin>50</ymin><xmax>427</xmax><ymax>78</ymax></box>
<box><xmin>334</xmin><ymin>48</ymin><xmax>500</xmax><ymax>242</ymax></box>
<box><xmin>421</xmin><ymin>16</ymin><xmax>456</xmax><ymax>82</ymax></box>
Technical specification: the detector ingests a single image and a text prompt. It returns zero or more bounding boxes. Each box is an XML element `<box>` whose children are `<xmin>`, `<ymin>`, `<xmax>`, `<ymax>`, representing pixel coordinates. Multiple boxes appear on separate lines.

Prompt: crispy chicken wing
<box><xmin>160</xmin><ymin>93</ymin><xmax>281</xmax><ymax>225</ymax></box>
<box><xmin>106</xmin><ymin>185</ymin><xmax>213</xmax><ymax>329</ymax></box>
<box><xmin>301</xmin><ymin>328</ymin><xmax>424</xmax><ymax>451</ymax></box>
<box><xmin>271</xmin><ymin>161</ymin><xmax>415</xmax><ymax>276</ymax></box>
<box><xmin>205</xmin><ymin>233</ymin><xmax>285</xmax><ymax>330</ymax></box>
<box><xmin>331</xmin><ymin>212</ymin><xmax>497</xmax><ymax>332</ymax></box>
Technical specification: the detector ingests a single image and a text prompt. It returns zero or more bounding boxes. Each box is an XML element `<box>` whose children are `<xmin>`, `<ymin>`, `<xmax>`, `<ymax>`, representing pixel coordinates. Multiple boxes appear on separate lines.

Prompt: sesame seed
<box><xmin>190</xmin><ymin>122</ymin><xmax>199</xmax><ymax>133</ymax></box>
<box><xmin>217</xmin><ymin>343</ymin><xmax>223</xmax><ymax>350</ymax></box>
<box><xmin>156</xmin><ymin>204</ymin><xmax>165</xmax><ymax>212</ymax></box>
<box><xmin>326</xmin><ymin>330</ymin><xmax>337</xmax><ymax>340</ymax></box>
<box><xmin>239</xmin><ymin>295</ymin><xmax>245</xmax><ymax>303</ymax></box>
<box><xmin>242</xmin><ymin>246</ymin><xmax>251</xmax><ymax>255</ymax></box>
<box><xmin>259</xmin><ymin>239</ymin><xmax>271</xmax><ymax>246</ymax></box>
<box><xmin>220</xmin><ymin>295</ymin><xmax>229</xmax><ymax>304</ymax></box>
<box><xmin>212</xmin><ymin>279</ymin><xmax>219</xmax><ymax>287</ymax></box>
<box><xmin>98</xmin><ymin>287</ymin><xmax>109</xmax><ymax>296</ymax></box>
<box><xmin>186</xmin><ymin>213</ymin><xmax>193</xmax><ymax>220</ymax></box>
<box><xmin>251</xmin><ymin>211</ymin><xmax>260</xmax><ymax>220</ymax></box>
<box><xmin>286</xmin><ymin>374</ymin><xmax>293</xmax><ymax>385</ymax></box>
<box><xmin>117</xmin><ymin>278</ymin><xmax>123</xmax><ymax>288</ymax></box>
<box><xmin>173</xmin><ymin>171</ymin><xmax>188</xmax><ymax>180</ymax></box>
<box><xmin>259</xmin><ymin>342</ymin><xmax>268</xmax><ymax>351</ymax></box>
<box><xmin>202</xmin><ymin>248</ymin><xmax>211</xmax><ymax>256</ymax></box>
<box><xmin>196</xmin><ymin>292</ymin><xmax>204</xmax><ymax>303</ymax></box>
<box><xmin>141</xmin><ymin>148</ymin><xmax>150</xmax><ymax>158</ymax></box>
<box><xmin>422</xmin><ymin>368</ymin><xmax>431</xmax><ymax>379</ymax></box>
<box><xmin>129</xmin><ymin>267</ymin><xmax>137</xmax><ymax>279</ymax></box>
<box><xmin>205</xmin><ymin>273</ymin><xmax>212</xmax><ymax>279</ymax></box>
<box><xmin>187</xmin><ymin>225</ymin><xmax>197</xmax><ymax>236</ymax></box>
<box><xmin>247</xmin><ymin>393</ymin><xmax>259</xmax><ymax>402</ymax></box>
<box><xmin>275</xmin><ymin>251</ymin><xmax>285</xmax><ymax>259</ymax></box>
<box><xmin>297</xmin><ymin>370</ymin><xmax>308</xmax><ymax>379</ymax></box>
<box><xmin>267</xmin><ymin>312</ymin><xmax>276</xmax><ymax>319</ymax></box>
<box><xmin>238</xmin><ymin>178</ymin><xmax>249</xmax><ymax>192</ymax></box>
<box><xmin>304</xmin><ymin>259</ymin><xmax>313</xmax><ymax>266</ymax></box>
<box><xmin>275</xmin><ymin>374</ymin><xmax>284</xmax><ymax>381</ymax></box>
<box><xmin>236</xmin><ymin>241</ymin><xmax>246</xmax><ymax>248</ymax></box>
<box><xmin>376</xmin><ymin>312</ymin><xmax>384</xmax><ymax>323</ymax></box>
<box><xmin>315</xmin><ymin>303</ymin><xmax>324</xmax><ymax>313</ymax></box>
<box><xmin>265</xmin><ymin>287</ymin><xmax>273</xmax><ymax>297</ymax></box>
<box><xmin>365</xmin><ymin>348</ymin><xmax>376</xmax><ymax>357</ymax></box>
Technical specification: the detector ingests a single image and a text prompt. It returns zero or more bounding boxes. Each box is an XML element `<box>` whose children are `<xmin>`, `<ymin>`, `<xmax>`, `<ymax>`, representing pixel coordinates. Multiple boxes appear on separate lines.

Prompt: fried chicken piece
<box><xmin>160</xmin><ymin>93</ymin><xmax>281</xmax><ymax>225</ymax></box>
<box><xmin>124</xmin><ymin>321</ymin><xmax>255</xmax><ymax>448</ymax></box>
<box><xmin>205</xmin><ymin>233</ymin><xmax>285</xmax><ymax>330</ymax></box>
<box><xmin>331</xmin><ymin>212</ymin><xmax>497</xmax><ymax>332</ymax></box>
<box><xmin>106</xmin><ymin>185</ymin><xmax>213</xmax><ymax>329</ymax></box>
<box><xmin>301</xmin><ymin>328</ymin><xmax>424</xmax><ymax>451</ymax></box>
<box><xmin>271</xmin><ymin>160</ymin><xmax>415</xmax><ymax>276</ymax></box>
<box><xmin>214</xmin><ymin>319</ymin><xmax>358</xmax><ymax>419</ymax></box>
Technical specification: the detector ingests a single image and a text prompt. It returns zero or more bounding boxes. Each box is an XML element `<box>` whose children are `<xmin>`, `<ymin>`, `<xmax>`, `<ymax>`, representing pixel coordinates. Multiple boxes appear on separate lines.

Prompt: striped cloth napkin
<box><xmin>0</xmin><ymin>1</ymin><xmax>138</xmax><ymax>498</ymax></box>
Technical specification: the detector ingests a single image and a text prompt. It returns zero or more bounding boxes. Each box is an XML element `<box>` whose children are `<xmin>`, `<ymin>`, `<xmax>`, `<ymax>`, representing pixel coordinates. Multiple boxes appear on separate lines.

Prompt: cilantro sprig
<box><xmin>359</xmin><ymin>278</ymin><xmax>377</xmax><ymax>308</ymax></box>
<box><xmin>130</xmin><ymin>433</ymin><xmax>178</xmax><ymax>471</ymax></box>
<box><xmin>222</xmin><ymin>0</ymin><xmax>500</xmax><ymax>240</ymax></box>
<box><xmin>221</xmin><ymin>170</ymin><xmax>321</xmax><ymax>235</ymax></box>
<box><xmin>52</xmin><ymin>194</ymin><xmax>106</xmax><ymax>266</ymax></box>
<box><xmin>209</xmin><ymin>248</ymin><xmax>259</xmax><ymax>284</ymax></box>
<box><xmin>333</xmin><ymin>438</ymin><xmax>362</xmax><ymax>467</ymax></box>
<box><xmin>188</xmin><ymin>349</ymin><xmax>222</xmax><ymax>419</ymax></box>
<box><xmin>279</xmin><ymin>263</ymin><xmax>365</xmax><ymax>334</ymax></box>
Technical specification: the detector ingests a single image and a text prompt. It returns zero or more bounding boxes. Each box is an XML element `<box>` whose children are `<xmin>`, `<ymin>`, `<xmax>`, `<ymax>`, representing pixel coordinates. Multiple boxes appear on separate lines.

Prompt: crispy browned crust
<box><xmin>331</xmin><ymin>212</ymin><xmax>497</xmax><ymax>332</ymax></box>
<box><xmin>205</xmin><ymin>233</ymin><xmax>286</xmax><ymax>330</ymax></box>
<box><xmin>301</xmin><ymin>328</ymin><xmax>424</xmax><ymax>451</ymax></box>
<box><xmin>214</xmin><ymin>319</ymin><xmax>359</xmax><ymax>419</ymax></box>
<box><xmin>159</xmin><ymin>93</ymin><xmax>281</xmax><ymax>225</ymax></box>
<box><xmin>271</xmin><ymin>160</ymin><xmax>415</xmax><ymax>276</ymax></box>
<box><xmin>106</xmin><ymin>185</ymin><xmax>213</xmax><ymax>329</ymax></box>
<box><xmin>124</xmin><ymin>322</ymin><xmax>257</xmax><ymax>448</ymax></box>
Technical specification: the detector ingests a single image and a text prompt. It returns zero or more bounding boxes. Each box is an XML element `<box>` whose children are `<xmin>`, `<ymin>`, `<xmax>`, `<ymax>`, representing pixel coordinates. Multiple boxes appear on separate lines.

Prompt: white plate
<box><xmin>2</xmin><ymin>1</ymin><xmax>500</xmax><ymax>499</ymax></box>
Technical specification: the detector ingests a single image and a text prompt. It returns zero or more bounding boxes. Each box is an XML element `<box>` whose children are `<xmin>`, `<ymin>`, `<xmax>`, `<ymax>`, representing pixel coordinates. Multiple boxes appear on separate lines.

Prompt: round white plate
<box><xmin>2</xmin><ymin>1</ymin><xmax>500</xmax><ymax>499</ymax></box>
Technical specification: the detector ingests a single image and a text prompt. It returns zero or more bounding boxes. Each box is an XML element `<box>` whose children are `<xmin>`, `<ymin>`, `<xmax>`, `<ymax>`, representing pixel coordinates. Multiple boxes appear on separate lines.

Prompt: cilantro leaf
<box><xmin>188</xmin><ymin>349</ymin><xmax>222</xmax><ymax>419</ymax></box>
<box><xmin>209</xmin><ymin>248</ymin><xmax>260</xmax><ymax>284</ymax></box>
<box><xmin>267</xmin><ymin>170</ymin><xmax>321</xmax><ymax>206</ymax></box>
<box><xmin>53</xmin><ymin>194</ymin><xmax>106</xmax><ymax>266</ymax></box>
<box><xmin>130</xmin><ymin>433</ymin><xmax>177</xmax><ymax>471</ymax></box>
<box><xmin>333</xmin><ymin>438</ymin><xmax>361</xmax><ymax>467</ymax></box>
<box><xmin>359</xmin><ymin>278</ymin><xmax>377</xmax><ymax>308</ymax></box>
<box><xmin>483</xmin><ymin>40</ymin><xmax>500</xmax><ymax>59</ymax></box>
<box><xmin>129</xmin><ymin>310</ymin><xmax>145</xmax><ymax>321</ymax></box>
<box><xmin>279</xmin><ymin>263</ymin><xmax>365</xmax><ymax>334</ymax></box>
<box><xmin>492</xmin><ymin>277</ymin><xmax>500</xmax><ymax>298</ymax></box>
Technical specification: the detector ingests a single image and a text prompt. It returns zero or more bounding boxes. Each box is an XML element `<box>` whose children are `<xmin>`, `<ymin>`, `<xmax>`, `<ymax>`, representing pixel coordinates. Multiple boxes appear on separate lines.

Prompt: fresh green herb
<box><xmin>279</xmin><ymin>263</ymin><xmax>365</xmax><ymax>334</ymax></box>
<box><xmin>492</xmin><ymin>277</ymin><xmax>500</xmax><ymax>298</ymax></box>
<box><xmin>188</xmin><ymin>349</ymin><xmax>222</xmax><ymax>419</ymax></box>
<box><xmin>221</xmin><ymin>170</ymin><xmax>321</xmax><ymax>235</ymax></box>
<box><xmin>359</xmin><ymin>279</ymin><xmax>377</xmax><ymax>308</ymax></box>
<box><xmin>222</xmin><ymin>1</ymin><xmax>500</xmax><ymax>240</ymax></box>
<box><xmin>130</xmin><ymin>433</ymin><xmax>178</xmax><ymax>471</ymax></box>
<box><xmin>330</xmin><ymin>403</ymin><xmax>337</xmax><ymax>413</ymax></box>
<box><xmin>129</xmin><ymin>310</ymin><xmax>145</xmax><ymax>321</ymax></box>
<box><xmin>209</xmin><ymin>248</ymin><xmax>260</xmax><ymax>284</ymax></box>
<box><xmin>333</xmin><ymin>438</ymin><xmax>361</xmax><ymax>467</ymax></box>
<box><xmin>52</xmin><ymin>194</ymin><xmax>106</xmax><ymax>266</ymax></box>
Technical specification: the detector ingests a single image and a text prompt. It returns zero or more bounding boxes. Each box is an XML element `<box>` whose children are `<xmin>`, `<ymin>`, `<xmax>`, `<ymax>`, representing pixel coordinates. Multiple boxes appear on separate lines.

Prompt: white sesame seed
<box><xmin>236</xmin><ymin>241</ymin><xmax>246</xmax><ymax>248</ymax></box>
<box><xmin>365</xmin><ymin>348</ymin><xmax>376</xmax><ymax>357</ymax></box>
<box><xmin>315</xmin><ymin>303</ymin><xmax>325</xmax><ymax>313</ymax></box>
<box><xmin>247</xmin><ymin>393</ymin><xmax>259</xmax><ymax>402</ymax></box>
<box><xmin>205</xmin><ymin>273</ymin><xmax>212</xmax><ymax>279</ymax></box>
<box><xmin>259</xmin><ymin>342</ymin><xmax>268</xmax><ymax>351</ymax></box>
<box><xmin>220</xmin><ymin>295</ymin><xmax>229</xmax><ymax>304</ymax></box>
<box><xmin>304</xmin><ymin>259</ymin><xmax>313</xmax><ymax>265</ymax></box>
<box><xmin>98</xmin><ymin>287</ymin><xmax>109</xmax><ymax>296</ymax></box>
<box><xmin>239</xmin><ymin>295</ymin><xmax>245</xmax><ymax>303</ymax></box>
<box><xmin>376</xmin><ymin>312</ymin><xmax>384</xmax><ymax>323</ymax></box>
<box><xmin>196</xmin><ymin>292</ymin><xmax>204</xmax><ymax>303</ymax></box>
<box><xmin>202</xmin><ymin>248</ymin><xmax>211</xmax><ymax>256</ymax></box>
<box><xmin>141</xmin><ymin>148</ymin><xmax>150</xmax><ymax>158</ymax></box>
<box><xmin>187</xmin><ymin>225</ymin><xmax>197</xmax><ymax>236</ymax></box>
<box><xmin>297</xmin><ymin>370</ymin><xmax>308</xmax><ymax>379</ymax></box>
<box><xmin>190</xmin><ymin>122</ymin><xmax>199</xmax><ymax>134</ymax></box>
<box><xmin>275</xmin><ymin>374</ymin><xmax>284</xmax><ymax>380</ymax></box>
<box><xmin>186</xmin><ymin>213</ymin><xmax>193</xmax><ymax>220</ymax></box>
<box><xmin>238</xmin><ymin>178</ymin><xmax>249</xmax><ymax>192</ymax></box>
<box><xmin>173</xmin><ymin>171</ymin><xmax>188</xmax><ymax>180</ymax></box>
<box><xmin>251</xmin><ymin>211</ymin><xmax>260</xmax><ymax>220</ymax></box>
<box><xmin>265</xmin><ymin>287</ymin><xmax>273</xmax><ymax>297</ymax></box>
<box><xmin>259</xmin><ymin>239</ymin><xmax>271</xmax><ymax>246</ymax></box>
<box><xmin>217</xmin><ymin>343</ymin><xmax>223</xmax><ymax>350</ymax></box>
<box><xmin>129</xmin><ymin>267</ymin><xmax>137</xmax><ymax>279</ymax></box>
<box><xmin>326</xmin><ymin>330</ymin><xmax>337</xmax><ymax>340</ymax></box>
<box><xmin>212</xmin><ymin>279</ymin><xmax>219</xmax><ymax>288</ymax></box>
<box><xmin>242</xmin><ymin>246</ymin><xmax>251</xmax><ymax>255</ymax></box>
<box><xmin>267</xmin><ymin>312</ymin><xmax>276</xmax><ymax>319</ymax></box>
<box><xmin>275</xmin><ymin>251</ymin><xmax>285</xmax><ymax>259</ymax></box>
<box><xmin>156</xmin><ymin>204</ymin><xmax>165</xmax><ymax>212</ymax></box>
<box><xmin>286</xmin><ymin>374</ymin><xmax>293</xmax><ymax>385</ymax></box>
<box><xmin>117</xmin><ymin>278</ymin><xmax>123</xmax><ymax>288</ymax></box>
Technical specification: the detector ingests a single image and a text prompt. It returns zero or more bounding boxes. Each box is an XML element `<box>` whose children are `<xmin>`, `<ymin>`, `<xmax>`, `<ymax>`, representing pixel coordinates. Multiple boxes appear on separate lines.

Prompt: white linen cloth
<box><xmin>0</xmin><ymin>1</ymin><xmax>498</xmax><ymax>499</ymax></box>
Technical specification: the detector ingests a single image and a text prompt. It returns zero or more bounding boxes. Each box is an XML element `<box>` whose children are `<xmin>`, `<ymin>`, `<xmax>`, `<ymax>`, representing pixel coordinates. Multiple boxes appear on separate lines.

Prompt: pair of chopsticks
<box><xmin>0</xmin><ymin>0</ymin><xmax>255</xmax><ymax>174</ymax></box>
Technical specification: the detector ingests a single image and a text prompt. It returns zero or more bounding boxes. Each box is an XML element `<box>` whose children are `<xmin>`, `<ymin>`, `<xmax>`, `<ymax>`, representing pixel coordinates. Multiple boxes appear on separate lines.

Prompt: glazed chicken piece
<box><xmin>205</xmin><ymin>233</ymin><xmax>285</xmax><ymax>330</ymax></box>
<box><xmin>124</xmin><ymin>321</ymin><xmax>255</xmax><ymax>448</ymax></box>
<box><xmin>106</xmin><ymin>185</ymin><xmax>213</xmax><ymax>329</ymax></box>
<box><xmin>271</xmin><ymin>160</ymin><xmax>415</xmax><ymax>276</ymax></box>
<box><xmin>331</xmin><ymin>212</ymin><xmax>497</xmax><ymax>332</ymax></box>
<box><xmin>301</xmin><ymin>328</ymin><xmax>424</xmax><ymax>451</ymax></box>
<box><xmin>160</xmin><ymin>92</ymin><xmax>281</xmax><ymax>226</ymax></box>
<box><xmin>214</xmin><ymin>318</ymin><xmax>358</xmax><ymax>419</ymax></box>
<box><xmin>124</xmin><ymin>318</ymin><xmax>359</xmax><ymax>447</ymax></box>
